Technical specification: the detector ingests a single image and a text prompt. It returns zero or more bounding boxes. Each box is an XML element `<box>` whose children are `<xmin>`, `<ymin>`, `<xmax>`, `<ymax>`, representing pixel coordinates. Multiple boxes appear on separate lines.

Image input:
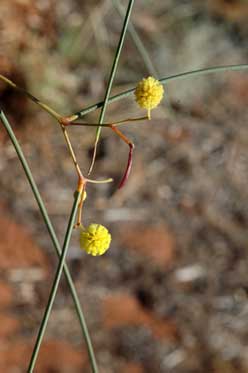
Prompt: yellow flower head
<box><xmin>80</xmin><ymin>224</ymin><xmax>111</xmax><ymax>256</ymax></box>
<box><xmin>135</xmin><ymin>76</ymin><xmax>164</xmax><ymax>119</ymax></box>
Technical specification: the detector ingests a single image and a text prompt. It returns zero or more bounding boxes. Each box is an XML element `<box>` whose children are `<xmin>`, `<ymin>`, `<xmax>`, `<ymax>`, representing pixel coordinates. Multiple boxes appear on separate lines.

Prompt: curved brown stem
<box><xmin>110</xmin><ymin>125</ymin><xmax>135</xmax><ymax>188</ymax></box>
<box><xmin>118</xmin><ymin>143</ymin><xmax>134</xmax><ymax>189</ymax></box>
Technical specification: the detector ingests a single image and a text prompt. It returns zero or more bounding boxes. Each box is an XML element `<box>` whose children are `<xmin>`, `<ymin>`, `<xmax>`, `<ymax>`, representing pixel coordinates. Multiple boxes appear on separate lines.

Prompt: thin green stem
<box><xmin>0</xmin><ymin>74</ymin><xmax>62</xmax><ymax>121</ymax></box>
<box><xmin>87</xmin><ymin>0</ymin><xmax>135</xmax><ymax>175</ymax></box>
<box><xmin>71</xmin><ymin>63</ymin><xmax>248</xmax><ymax>120</ymax></box>
<box><xmin>0</xmin><ymin>111</ymin><xmax>98</xmax><ymax>373</ymax></box>
<box><xmin>112</xmin><ymin>0</ymin><xmax>158</xmax><ymax>77</ymax></box>
<box><xmin>69</xmin><ymin>115</ymin><xmax>148</xmax><ymax>127</ymax></box>
<box><xmin>27</xmin><ymin>191</ymin><xmax>81</xmax><ymax>372</ymax></box>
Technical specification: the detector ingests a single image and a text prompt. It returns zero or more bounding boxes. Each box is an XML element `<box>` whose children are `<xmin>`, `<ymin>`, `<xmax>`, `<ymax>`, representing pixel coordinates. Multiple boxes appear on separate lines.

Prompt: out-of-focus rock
<box><xmin>119</xmin><ymin>225</ymin><xmax>175</xmax><ymax>269</ymax></box>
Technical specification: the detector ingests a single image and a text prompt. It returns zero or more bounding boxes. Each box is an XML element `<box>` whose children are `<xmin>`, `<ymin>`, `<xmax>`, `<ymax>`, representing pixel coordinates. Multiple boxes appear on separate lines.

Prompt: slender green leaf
<box><xmin>72</xmin><ymin>63</ymin><xmax>248</xmax><ymax>119</ymax></box>
<box><xmin>27</xmin><ymin>191</ymin><xmax>81</xmax><ymax>372</ymax></box>
<box><xmin>0</xmin><ymin>111</ymin><xmax>98</xmax><ymax>373</ymax></box>
<box><xmin>88</xmin><ymin>0</ymin><xmax>135</xmax><ymax>174</ymax></box>
<box><xmin>113</xmin><ymin>0</ymin><xmax>158</xmax><ymax>77</ymax></box>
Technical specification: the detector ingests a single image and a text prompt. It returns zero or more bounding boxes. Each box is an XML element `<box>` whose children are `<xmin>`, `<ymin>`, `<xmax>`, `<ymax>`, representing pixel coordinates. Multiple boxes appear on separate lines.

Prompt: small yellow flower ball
<box><xmin>135</xmin><ymin>76</ymin><xmax>164</xmax><ymax>118</ymax></box>
<box><xmin>80</xmin><ymin>224</ymin><xmax>111</xmax><ymax>256</ymax></box>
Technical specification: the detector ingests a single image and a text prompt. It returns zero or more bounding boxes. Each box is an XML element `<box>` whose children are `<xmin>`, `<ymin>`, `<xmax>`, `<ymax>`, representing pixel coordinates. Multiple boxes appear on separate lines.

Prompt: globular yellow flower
<box><xmin>135</xmin><ymin>76</ymin><xmax>164</xmax><ymax>119</ymax></box>
<box><xmin>80</xmin><ymin>223</ymin><xmax>111</xmax><ymax>256</ymax></box>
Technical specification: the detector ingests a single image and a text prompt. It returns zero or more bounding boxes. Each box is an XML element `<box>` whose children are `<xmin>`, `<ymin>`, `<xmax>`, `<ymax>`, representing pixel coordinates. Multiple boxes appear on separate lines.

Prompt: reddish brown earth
<box><xmin>0</xmin><ymin>340</ymin><xmax>87</xmax><ymax>373</ymax></box>
<box><xmin>102</xmin><ymin>293</ymin><xmax>178</xmax><ymax>341</ymax></box>
<box><xmin>119</xmin><ymin>225</ymin><xmax>175</xmax><ymax>269</ymax></box>
<box><xmin>121</xmin><ymin>362</ymin><xmax>145</xmax><ymax>373</ymax></box>
<box><xmin>0</xmin><ymin>282</ymin><xmax>13</xmax><ymax>309</ymax></box>
<box><xmin>0</xmin><ymin>314</ymin><xmax>20</xmax><ymax>339</ymax></box>
<box><xmin>0</xmin><ymin>208</ymin><xmax>48</xmax><ymax>270</ymax></box>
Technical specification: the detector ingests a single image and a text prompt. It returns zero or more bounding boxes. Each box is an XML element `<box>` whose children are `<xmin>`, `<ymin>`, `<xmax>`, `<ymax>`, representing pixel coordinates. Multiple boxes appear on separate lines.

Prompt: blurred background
<box><xmin>0</xmin><ymin>0</ymin><xmax>248</xmax><ymax>372</ymax></box>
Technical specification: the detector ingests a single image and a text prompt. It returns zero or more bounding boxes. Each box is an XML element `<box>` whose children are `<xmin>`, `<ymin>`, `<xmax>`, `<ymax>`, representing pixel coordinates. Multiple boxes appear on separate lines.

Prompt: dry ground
<box><xmin>0</xmin><ymin>0</ymin><xmax>248</xmax><ymax>372</ymax></box>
